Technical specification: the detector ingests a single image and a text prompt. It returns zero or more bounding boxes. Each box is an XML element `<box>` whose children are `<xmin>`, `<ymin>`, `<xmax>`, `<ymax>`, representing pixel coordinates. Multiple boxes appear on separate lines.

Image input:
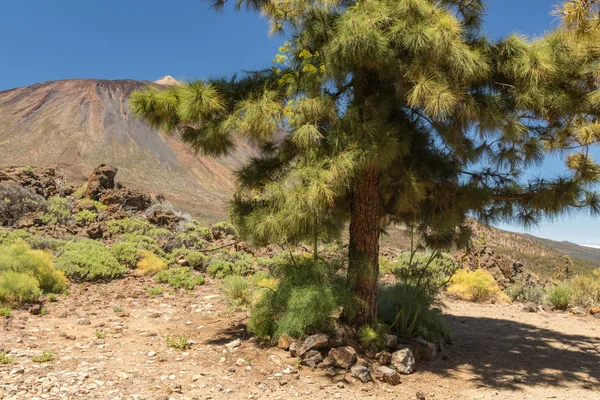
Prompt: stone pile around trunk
<box><xmin>280</xmin><ymin>332</ymin><xmax>440</xmax><ymax>386</ymax></box>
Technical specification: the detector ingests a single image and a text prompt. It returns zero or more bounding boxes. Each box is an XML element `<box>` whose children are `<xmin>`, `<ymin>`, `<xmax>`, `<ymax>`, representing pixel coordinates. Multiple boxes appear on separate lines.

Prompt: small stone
<box><xmin>376</xmin><ymin>350</ymin><xmax>392</xmax><ymax>366</ymax></box>
<box><xmin>300</xmin><ymin>350</ymin><xmax>323</xmax><ymax>368</ymax></box>
<box><xmin>147</xmin><ymin>351</ymin><xmax>157</xmax><ymax>357</ymax></box>
<box><xmin>297</xmin><ymin>333</ymin><xmax>329</xmax><ymax>357</ymax></box>
<box><xmin>337</xmin><ymin>382</ymin><xmax>345</xmax><ymax>388</ymax></box>
<box><xmin>225</xmin><ymin>339</ymin><xmax>242</xmax><ymax>351</ymax></box>
<box><xmin>589</xmin><ymin>307</ymin><xmax>600</xmax><ymax>315</ymax></box>
<box><xmin>77</xmin><ymin>318</ymin><xmax>91</xmax><ymax>325</ymax></box>
<box><xmin>391</xmin><ymin>348</ymin><xmax>416</xmax><ymax>375</ymax></box>
<box><xmin>384</xmin><ymin>334</ymin><xmax>398</xmax><ymax>349</ymax></box>
<box><xmin>235</xmin><ymin>358</ymin><xmax>247</xmax><ymax>366</ymax></box>
<box><xmin>289</xmin><ymin>341</ymin><xmax>299</xmax><ymax>357</ymax></box>
<box><xmin>10</xmin><ymin>366</ymin><xmax>25</xmax><ymax>376</ymax></box>
<box><xmin>277</xmin><ymin>333</ymin><xmax>293</xmax><ymax>350</ymax></box>
<box><xmin>327</xmin><ymin>346</ymin><xmax>357</xmax><ymax>370</ymax></box>
<box><xmin>351</xmin><ymin>365</ymin><xmax>371</xmax><ymax>383</ymax></box>
<box><xmin>117</xmin><ymin>372</ymin><xmax>129</xmax><ymax>380</ymax></box>
<box><xmin>522</xmin><ymin>302</ymin><xmax>538</xmax><ymax>313</ymax></box>
<box><xmin>416</xmin><ymin>391</ymin><xmax>426</xmax><ymax>400</ymax></box>
<box><xmin>373</xmin><ymin>366</ymin><xmax>401</xmax><ymax>386</ymax></box>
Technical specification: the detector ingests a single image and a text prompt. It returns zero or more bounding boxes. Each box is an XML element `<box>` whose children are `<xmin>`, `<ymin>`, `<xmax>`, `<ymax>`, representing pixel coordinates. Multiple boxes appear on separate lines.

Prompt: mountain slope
<box><xmin>523</xmin><ymin>235</ymin><xmax>600</xmax><ymax>265</ymax></box>
<box><xmin>0</xmin><ymin>79</ymin><xmax>254</xmax><ymax>222</ymax></box>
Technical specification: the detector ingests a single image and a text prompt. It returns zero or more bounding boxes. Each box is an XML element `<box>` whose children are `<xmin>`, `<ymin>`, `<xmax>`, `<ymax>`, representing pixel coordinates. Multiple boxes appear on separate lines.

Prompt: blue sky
<box><xmin>0</xmin><ymin>0</ymin><xmax>598</xmax><ymax>246</ymax></box>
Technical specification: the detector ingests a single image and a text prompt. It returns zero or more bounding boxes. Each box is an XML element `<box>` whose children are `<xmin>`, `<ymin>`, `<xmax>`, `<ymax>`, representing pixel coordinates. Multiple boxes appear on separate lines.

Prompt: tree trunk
<box><xmin>347</xmin><ymin>166</ymin><xmax>380</xmax><ymax>327</ymax></box>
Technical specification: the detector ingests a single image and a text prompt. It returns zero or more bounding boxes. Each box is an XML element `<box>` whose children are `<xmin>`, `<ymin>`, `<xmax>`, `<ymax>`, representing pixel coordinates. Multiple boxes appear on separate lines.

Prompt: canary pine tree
<box><xmin>131</xmin><ymin>0</ymin><xmax>600</xmax><ymax>326</ymax></box>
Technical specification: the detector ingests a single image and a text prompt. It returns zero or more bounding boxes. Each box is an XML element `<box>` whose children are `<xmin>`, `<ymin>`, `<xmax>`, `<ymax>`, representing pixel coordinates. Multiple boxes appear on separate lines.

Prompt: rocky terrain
<box><xmin>0</xmin><ymin>78</ymin><xmax>255</xmax><ymax>223</ymax></box>
<box><xmin>1</xmin><ymin>278</ymin><xmax>599</xmax><ymax>400</ymax></box>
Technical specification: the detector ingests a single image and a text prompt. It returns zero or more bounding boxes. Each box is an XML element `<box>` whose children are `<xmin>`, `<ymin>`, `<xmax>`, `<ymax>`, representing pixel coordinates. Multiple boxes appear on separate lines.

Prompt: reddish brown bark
<box><xmin>347</xmin><ymin>166</ymin><xmax>380</xmax><ymax>327</ymax></box>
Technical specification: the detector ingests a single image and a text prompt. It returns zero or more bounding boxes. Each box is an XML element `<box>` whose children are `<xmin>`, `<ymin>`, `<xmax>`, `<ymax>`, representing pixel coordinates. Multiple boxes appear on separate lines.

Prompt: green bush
<box><xmin>155</xmin><ymin>267</ymin><xmax>205</xmax><ymax>289</ymax></box>
<box><xmin>549</xmin><ymin>285</ymin><xmax>573</xmax><ymax>310</ymax></box>
<box><xmin>0</xmin><ymin>351</ymin><xmax>14</xmax><ymax>364</ymax></box>
<box><xmin>0</xmin><ymin>241</ymin><xmax>68</xmax><ymax>303</ymax></box>
<box><xmin>357</xmin><ymin>320</ymin><xmax>389</xmax><ymax>351</ymax></box>
<box><xmin>41</xmin><ymin>196</ymin><xmax>72</xmax><ymax>225</ymax></box>
<box><xmin>75</xmin><ymin>209</ymin><xmax>98</xmax><ymax>224</ymax></box>
<box><xmin>222</xmin><ymin>275</ymin><xmax>254</xmax><ymax>308</ymax></box>
<box><xmin>505</xmin><ymin>280</ymin><xmax>546</xmax><ymax>304</ymax></box>
<box><xmin>72</xmin><ymin>183</ymin><xmax>88</xmax><ymax>199</ymax></box>
<box><xmin>210</xmin><ymin>221</ymin><xmax>236</xmax><ymax>239</ymax></box>
<box><xmin>378</xmin><ymin>283</ymin><xmax>450</xmax><ymax>343</ymax></box>
<box><xmin>248</xmin><ymin>255</ymin><xmax>349</xmax><ymax>341</ymax></box>
<box><xmin>394</xmin><ymin>252</ymin><xmax>458</xmax><ymax>295</ymax></box>
<box><xmin>55</xmin><ymin>240</ymin><xmax>125</xmax><ymax>281</ymax></box>
<box><xmin>569</xmin><ymin>275</ymin><xmax>600</xmax><ymax>308</ymax></box>
<box><xmin>207</xmin><ymin>260</ymin><xmax>236</xmax><ymax>279</ymax></box>
<box><xmin>77</xmin><ymin>199</ymin><xmax>106</xmax><ymax>212</ymax></box>
<box><xmin>106</xmin><ymin>218</ymin><xmax>168</xmax><ymax>238</ymax></box>
<box><xmin>110</xmin><ymin>241</ymin><xmax>141</xmax><ymax>268</ymax></box>
<box><xmin>183</xmin><ymin>221</ymin><xmax>214</xmax><ymax>241</ymax></box>
<box><xmin>170</xmin><ymin>231</ymin><xmax>207</xmax><ymax>250</ymax></box>
<box><xmin>0</xmin><ymin>229</ymin><xmax>67</xmax><ymax>251</ymax></box>
<box><xmin>0</xmin><ymin>306</ymin><xmax>11</xmax><ymax>317</ymax></box>
<box><xmin>186</xmin><ymin>251</ymin><xmax>208</xmax><ymax>270</ymax></box>
<box><xmin>379</xmin><ymin>256</ymin><xmax>395</xmax><ymax>275</ymax></box>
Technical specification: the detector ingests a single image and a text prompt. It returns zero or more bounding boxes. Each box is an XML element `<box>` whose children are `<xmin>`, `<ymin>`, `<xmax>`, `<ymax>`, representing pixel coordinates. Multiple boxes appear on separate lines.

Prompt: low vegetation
<box><xmin>32</xmin><ymin>350</ymin><xmax>55</xmax><ymax>363</ymax></box>
<box><xmin>222</xmin><ymin>275</ymin><xmax>254</xmax><ymax>308</ymax></box>
<box><xmin>0</xmin><ymin>351</ymin><xmax>14</xmax><ymax>365</ymax></box>
<box><xmin>166</xmin><ymin>334</ymin><xmax>189</xmax><ymax>350</ymax></box>
<box><xmin>447</xmin><ymin>269</ymin><xmax>508</xmax><ymax>303</ymax></box>
<box><xmin>155</xmin><ymin>267</ymin><xmax>205</xmax><ymax>289</ymax></box>
<box><xmin>549</xmin><ymin>285</ymin><xmax>573</xmax><ymax>310</ymax></box>
<box><xmin>135</xmin><ymin>250</ymin><xmax>167</xmax><ymax>275</ymax></box>
<box><xmin>41</xmin><ymin>196</ymin><xmax>72</xmax><ymax>225</ymax></box>
<box><xmin>55</xmin><ymin>240</ymin><xmax>125</xmax><ymax>281</ymax></box>
<box><xmin>0</xmin><ymin>183</ymin><xmax>47</xmax><ymax>226</ymax></box>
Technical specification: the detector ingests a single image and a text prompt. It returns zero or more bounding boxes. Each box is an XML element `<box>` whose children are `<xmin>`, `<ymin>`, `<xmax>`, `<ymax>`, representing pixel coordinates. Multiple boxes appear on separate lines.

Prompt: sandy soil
<box><xmin>1</xmin><ymin>277</ymin><xmax>599</xmax><ymax>400</ymax></box>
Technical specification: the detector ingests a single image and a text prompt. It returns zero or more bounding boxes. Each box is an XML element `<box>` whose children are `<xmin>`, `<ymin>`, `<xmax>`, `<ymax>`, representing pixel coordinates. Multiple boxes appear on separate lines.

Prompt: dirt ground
<box><xmin>1</xmin><ymin>277</ymin><xmax>599</xmax><ymax>400</ymax></box>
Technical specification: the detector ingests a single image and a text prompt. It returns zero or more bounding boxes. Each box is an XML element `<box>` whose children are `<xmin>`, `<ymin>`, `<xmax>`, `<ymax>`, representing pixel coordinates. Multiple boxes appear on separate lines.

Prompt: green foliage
<box><xmin>1</xmin><ymin>305</ymin><xmax>12</xmax><ymax>317</ymax></box>
<box><xmin>447</xmin><ymin>269</ymin><xmax>508</xmax><ymax>303</ymax></box>
<box><xmin>0</xmin><ymin>183</ymin><xmax>47</xmax><ymax>226</ymax></box>
<box><xmin>166</xmin><ymin>334</ymin><xmax>189</xmax><ymax>350</ymax></box>
<box><xmin>210</xmin><ymin>221</ymin><xmax>236</xmax><ymax>239</ymax></box>
<box><xmin>504</xmin><ymin>279</ymin><xmax>546</xmax><ymax>305</ymax></box>
<box><xmin>77</xmin><ymin>199</ymin><xmax>107</xmax><ymax>212</ymax></box>
<box><xmin>170</xmin><ymin>231</ymin><xmax>207</xmax><ymax>250</ymax></box>
<box><xmin>95</xmin><ymin>330</ymin><xmax>106</xmax><ymax>339</ymax></box>
<box><xmin>106</xmin><ymin>218</ymin><xmax>167</xmax><ymax>238</ymax></box>
<box><xmin>549</xmin><ymin>285</ymin><xmax>573</xmax><ymax>310</ymax></box>
<box><xmin>569</xmin><ymin>274</ymin><xmax>600</xmax><ymax>307</ymax></box>
<box><xmin>144</xmin><ymin>286</ymin><xmax>163</xmax><ymax>295</ymax></box>
<box><xmin>185</xmin><ymin>251</ymin><xmax>208</xmax><ymax>270</ymax></box>
<box><xmin>41</xmin><ymin>196</ymin><xmax>72</xmax><ymax>225</ymax></box>
<box><xmin>0</xmin><ymin>229</ymin><xmax>67</xmax><ymax>251</ymax></box>
<box><xmin>22</xmin><ymin>165</ymin><xmax>35</xmax><ymax>176</ymax></box>
<box><xmin>357</xmin><ymin>320</ymin><xmax>388</xmax><ymax>351</ymax></box>
<box><xmin>0</xmin><ymin>241</ymin><xmax>67</xmax><ymax>303</ymax></box>
<box><xmin>248</xmin><ymin>256</ymin><xmax>349</xmax><ymax>340</ymax></box>
<box><xmin>207</xmin><ymin>260</ymin><xmax>235</xmax><ymax>279</ymax></box>
<box><xmin>222</xmin><ymin>275</ymin><xmax>254</xmax><ymax>308</ymax></box>
<box><xmin>394</xmin><ymin>252</ymin><xmax>458</xmax><ymax>295</ymax></box>
<box><xmin>155</xmin><ymin>267</ymin><xmax>205</xmax><ymax>289</ymax></box>
<box><xmin>55</xmin><ymin>240</ymin><xmax>125</xmax><ymax>281</ymax></box>
<box><xmin>0</xmin><ymin>351</ymin><xmax>14</xmax><ymax>364</ymax></box>
<box><xmin>75</xmin><ymin>209</ymin><xmax>98</xmax><ymax>224</ymax></box>
<box><xmin>183</xmin><ymin>221</ymin><xmax>214</xmax><ymax>241</ymax></box>
<box><xmin>379</xmin><ymin>256</ymin><xmax>395</xmax><ymax>275</ymax></box>
<box><xmin>113</xmin><ymin>306</ymin><xmax>123</xmax><ymax>313</ymax></box>
<box><xmin>32</xmin><ymin>350</ymin><xmax>54</xmax><ymax>363</ymax></box>
<box><xmin>378</xmin><ymin>283</ymin><xmax>450</xmax><ymax>343</ymax></box>
<box><xmin>72</xmin><ymin>183</ymin><xmax>88</xmax><ymax>199</ymax></box>
<box><xmin>47</xmin><ymin>293</ymin><xmax>57</xmax><ymax>302</ymax></box>
<box><xmin>110</xmin><ymin>241</ymin><xmax>141</xmax><ymax>268</ymax></box>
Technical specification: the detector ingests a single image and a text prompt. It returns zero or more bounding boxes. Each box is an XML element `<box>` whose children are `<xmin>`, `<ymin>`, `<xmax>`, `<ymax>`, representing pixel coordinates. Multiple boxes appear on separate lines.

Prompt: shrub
<box><xmin>207</xmin><ymin>260</ymin><xmax>236</xmax><ymax>279</ymax></box>
<box><xmin>169</xmin><ymin>231</ymin><xmax>207</xmax><ymax>250</ymax></box>
<box><xmin>394</xmin><ymin>252</ymin><xmax>458</xmax><ymax>295</ymax></box>
<box><xmin>379</xmin><ymin>256</ymin><xmax>395</xmax><ymax>275</ymax></box>
<box><xmin>0</xmin><ymin>229</ymin><xmax>67</xmax><ymax>251</ymax></box>
<box><xmin>0</xmin><ymin>351</ymin><xmax>14</xmax><ymax>364</ymax></box>
<box><xmin>447</xmin><ymin>269</ymin><xmax>507</xmax><ymax>303</ymax></box>
<box><xmin>110</xmin><ymin>241</ymin><xmax>141</xmax><ymax>268</ymax></box>
<box><xmin>144</xmin><ymin>286</ymin><xmax>163</xmax><ymax>295</ymax></box>
<box><xmin>166</xmin><ymin>334</ymin><xmax>189</xmax><ymax>350</ymax></box>
<box><xmin>41</xmin><ymin>196</ymin><xmax>72</xmax><ymax>225</ymax></box>
<box><xmin>504</xmin><ymin>279</ymin><xmax>546</xmax><ymax>304</ymax></box>
<box><xmin>186</xmin><ymin>251</ymin><xmax>208</xmax><ymax>270</ymax></box>
<box><xmin>210</xmin><ymin>221</ymin><xmax>236</xmax><ymax>239</ymax></box>
<box><xmin>106</xmin><ymin>217</ymin><xmax>167</xmax><ymax>238</ymax></box>
<box><xmin>569</xmin><ymin>275</ymin><xmax>600</xmax><ymax>308</ymax></box>
<box><xmin>183</xmin><ymin>222</ymin><xmax>214</xmax><ymax>241</ymax></box>
<box><xmin>22</xmin><ymin>165</ymin><xmax>35</xmax><ymax>176</ymax></box>
<box><xmin>72</xmin><ymin>183</ymin><xmax>88</xmax><ymax>199</ymax></box>
<box><xmin>248</xmin><ymin>256</ymin><xmax>349</xmax><ymax>341</ymax></box>
<box><xmin>357</xmin><ymin>320</ymin><xmax>389</xmax><ymax>351</ymax></box>
<box><xmin>32</xmin><ymin>350</ymin><xmax>54</xmax><ymax>363</ymax></box>
<box><xmin>0</xmin><ymin>272</ymin><xmax>43</xmax><ymax>303</ymax></box>
<box><xmin>222</xmin><ymin>275</ymin><xmax>254</xmax><ymax>308</ymax></box>
<box><xmin>0</xmin><ymin>183</ymin><xmax>47</xmax><ymax>226</ymax></box>
<box><xmin>0</xmin><ymin>305</ymin><xmax>11</xmax><ymax>317</ymax></box>
<box><xmin>75</xmin><ymin>209</ymin><xmax>98</xmax><ymax>224</ymax></box>
<box><xmin>155</xmin><ymin>267</ymin><xmax>205</xmax><ymax>289</ymax></box>
<box><xmin>549</xmin><ymin>285</ymin><xmax>573</xmax><ymax>310</ymax></box>
<box><xmin>0</xmin><ymin>242</ymin><xmax>68</xmax><ymax>303</ymax></box>
<box><xmin>136</xmin><ymin>250</ymin><xmax>168</xmax><ymax>275</ymax></box>
<box><xmin>378</xmin><ymin>283</ymin><xmax>450</xmax><ymax>342</ymax></box>
<box><xmin>55</xmin><ymin>240</ymin><xmax>125</xmax><ymax>281</ymax></box>
<box><xmin>77</xmin><ymin>199</ymin><xmax>107</xmax><ymax>212</ymax></box>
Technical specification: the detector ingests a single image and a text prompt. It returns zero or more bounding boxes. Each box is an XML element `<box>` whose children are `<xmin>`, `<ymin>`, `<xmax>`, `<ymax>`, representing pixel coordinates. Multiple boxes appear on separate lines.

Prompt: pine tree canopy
<box><xmin>131</xmin><ymin>0</ymin><xmax>600</xmax><ymax>324</ymax></box>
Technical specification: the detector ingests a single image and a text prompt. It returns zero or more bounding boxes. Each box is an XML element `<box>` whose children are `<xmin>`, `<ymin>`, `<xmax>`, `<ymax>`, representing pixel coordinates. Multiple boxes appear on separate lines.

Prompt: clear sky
<box><xmin>0</xmin><ymin>0</ymin><xmax>598</xmax><ymax>246</ymax></box>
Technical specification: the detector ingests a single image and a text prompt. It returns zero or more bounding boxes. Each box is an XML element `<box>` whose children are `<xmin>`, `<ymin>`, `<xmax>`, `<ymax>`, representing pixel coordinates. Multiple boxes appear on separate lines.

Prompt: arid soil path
<box><xmin>1</xmin><ymin>278</ymin><xmax>599</xmax><ymax>400</ymax></box>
